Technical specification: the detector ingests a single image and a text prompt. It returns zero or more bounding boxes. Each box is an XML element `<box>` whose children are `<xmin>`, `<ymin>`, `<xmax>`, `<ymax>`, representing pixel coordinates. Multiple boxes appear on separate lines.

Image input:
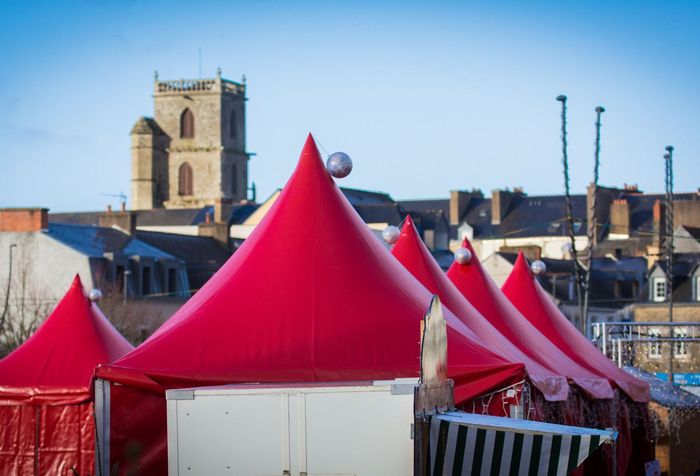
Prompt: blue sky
<box><xmin>0</xmin><ymin>0</ymin><xmax>698</xmax><ymax>211</ymax></box>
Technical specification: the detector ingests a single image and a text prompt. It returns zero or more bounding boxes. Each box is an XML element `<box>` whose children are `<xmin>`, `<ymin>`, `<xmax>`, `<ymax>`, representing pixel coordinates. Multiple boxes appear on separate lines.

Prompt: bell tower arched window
<box><xmin>180</xmin><ymin>108</ymin><xmax>194</xmax><ymax>138</ymax></box>
<box><xmin>178</xmin><ymin>162</ymin><xmax>193</xmax><ymax>196</ymax></box>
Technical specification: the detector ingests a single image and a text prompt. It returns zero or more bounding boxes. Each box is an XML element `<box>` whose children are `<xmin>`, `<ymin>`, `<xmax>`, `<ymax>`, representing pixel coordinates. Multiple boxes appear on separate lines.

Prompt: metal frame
<box><xmin>94</xmin><ymin>378</ymin><xmax>111</xmax><ymax>476</ymax></box>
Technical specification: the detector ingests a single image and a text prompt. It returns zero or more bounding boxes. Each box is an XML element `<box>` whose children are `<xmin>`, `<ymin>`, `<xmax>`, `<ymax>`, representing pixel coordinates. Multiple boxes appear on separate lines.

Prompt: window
<box><xmin>230</xmin><ymin>111</ymin><xmax>237</xmax><ymax>140</ymax></box>
<box><xmin>142</xmin><ymin>266</ymin><xmax>152</xmax><ymax>295</ymax></box>
<box><xmin>674</xmin><ymin>327</ymin><xmax>688</xmax><ymax>358</ymax></box>
<box><xmin>652</xmin><ymin>277</ymin><xmax>667</xmax><ymax>302</ymax></box>
<box><xmin>168</xmin><ymin>268</ymin><xmax>177</xmax><ymax>294</ymax></box>
<box><xmin>648</xmin><ymin>328</ymin><xmax>661</xmax><ymax>358</ymax></box>
<box><xmin>178</xmin><ymin>163</ymin><xmax>193</xmax><ymax>196</ymax></box>
<box><xmin>696</xmin><ymin>276</ymin><xmax>700</xmax><ymax>302</ymax></box>
<box><xmin>180</xmin><ymin>108</ymin><xmax>194</xmax><ymax>138</ymax></box>
<box><xmin>231</xmin><ymin>165</ymin><xmax>237</xmax><ymax>195</ymax></box>
<box><xmin>115</xmin><ymin>265</ymin><xmax>125</xmax><ymax>291</ymax></box>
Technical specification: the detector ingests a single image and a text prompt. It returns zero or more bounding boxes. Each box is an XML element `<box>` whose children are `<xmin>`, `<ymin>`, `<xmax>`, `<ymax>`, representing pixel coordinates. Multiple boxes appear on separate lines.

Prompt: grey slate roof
<box><xmin>134</xmin><ymin>230</ymin><xmax>232</xmax><ymax>289</ymax></box>
<box><xmin>400</xmin><ymin>194</ymin><xmax>588</xmax><ymax>239</ymax></box>
<box><xmin>498</xmin><ymin>252</ymin><xmax>648</xmax><ymax>307</ymax></box>
<box><xmin>46</xmin><ymin>223</ymin><xmax>175</xmax><ymax>259</ymax></box>
<box><xmin>340</xmin><ymin>187</ymin><xmax>395</xmax><ymax>205</ymax></box>
<box><xmin>50</xmin><ymin>203</ymin><xmax>259</xmax><ymax>228</ymax></box>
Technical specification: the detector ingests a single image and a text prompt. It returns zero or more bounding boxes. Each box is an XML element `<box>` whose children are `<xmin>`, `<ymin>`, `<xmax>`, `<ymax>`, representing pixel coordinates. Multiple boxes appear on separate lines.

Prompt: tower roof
<box><xmin>97</xmin><ymin>135</ymin><xmax>524</xmax><ymax>404</ymax></box>
<box><xmin>130</xmin><ymin>116</ymin><xmax>164</xmax><ymax>135</ymax></box>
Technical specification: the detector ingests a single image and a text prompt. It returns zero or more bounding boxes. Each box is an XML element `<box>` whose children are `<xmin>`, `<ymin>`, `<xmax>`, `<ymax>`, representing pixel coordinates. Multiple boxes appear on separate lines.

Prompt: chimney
<box><xmin>623</xmin><ymin>183</ymin><xmax>641</xmax><ymax>193</ymax></box>
<box><xmin>0</xmin><ymin>208</ymin><xmax>49</xmax><ymax>232</ymax></box>
<box><xmin>449</xmin><ymin>189</ymin><xmax>484</xmax><ymax>225</ymax></box>
<box><xmin>652</xmin><ymin>199</ymin><xmax>663</xmax><ymax>245</ymax></box>
<box><xmin>214</xmin><ymin>198</ymin><xmax>232</xmax><ymax>224</ymax></box>
<box><xmin>673</xmin><ymin>199</ymin><xmax>700</xmax><ymax>229</ymax></box>
<box><xmin>587</xmin><ymin>183</ymin><xmax>624</xmax><ymax>244</ymax></box>
<box><xmin>491</xmin><ymin>189</ymin><xmax>524</xmax><ymax>225</ymax></box>
<box><xmin>609</xmin><ymin>199</ymin><xmax>631</xmax><ymax>237</ymax></box>
<box><xmin>99</xmin><ymin>210</ymin><xmax>136</xmax><ymax>235</ymax></box>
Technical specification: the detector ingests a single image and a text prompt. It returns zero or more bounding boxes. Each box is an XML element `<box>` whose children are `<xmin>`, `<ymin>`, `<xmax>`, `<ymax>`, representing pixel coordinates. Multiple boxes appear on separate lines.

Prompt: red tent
<box><xmin>0</xmin><ymin>275</ymin><xmax>133</xmax><ymax>475</ymax></box>
<box><xmin>501</xmin><ymin>253</ymin><xmax>653</xmax><ymax>476</ymax></box>
<box><xmin>445</xmin><ymin>238</ymin><xmax>614</xmax><ymax>400</ymax></box>
<box><xmin>501</xmin><ymin>252</ymin><xmax>649</xmax><ymax>403</ymax></box>
<box><xmin>95</xmin><ymin>135</ymin><xmax>524</xmax><ymax>474</ymax></box>
<box><xmin>390</xmin><ymin>217</ymin><xmax>570</xmax><ymax>402</ymax></box>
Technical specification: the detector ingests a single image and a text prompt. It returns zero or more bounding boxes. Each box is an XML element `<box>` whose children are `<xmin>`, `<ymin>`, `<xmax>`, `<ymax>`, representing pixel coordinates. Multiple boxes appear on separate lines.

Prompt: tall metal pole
<box><xmin>557</xmin><ymin>95</ymin><xmax>585</xmax><ymax>332</ymax></box>
<box><xmin>583</xmin><ymin>106</ymin><xmax>605</xmax><ymax>337</ymax></box>
<box><xmin>664</xmin><ymin>145</ymin><xmax>675</xmax><ymax>382</ymax></box>
<box><xmin>0</xmin><ymin>243</ymin><xmax>18</xmax><ymax>332</ymax></box>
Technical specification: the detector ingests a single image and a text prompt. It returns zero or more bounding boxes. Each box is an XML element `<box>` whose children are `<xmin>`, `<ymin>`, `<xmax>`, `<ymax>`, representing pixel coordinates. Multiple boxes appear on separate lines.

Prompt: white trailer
<box><xmin>166</xmin><ymin>379</ymin><xmax>417</xmax><ymax>476</ymax></box>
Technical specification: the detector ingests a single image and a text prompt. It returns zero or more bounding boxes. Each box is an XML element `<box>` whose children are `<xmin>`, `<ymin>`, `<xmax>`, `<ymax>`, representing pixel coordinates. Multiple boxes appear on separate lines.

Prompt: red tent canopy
<box><xmin>390</xmin><ymin>218</ymin><xmax>569</xmax><ymax>401</ymax></box>
<box><xmin>446</xmin><ymin>238</ymin><xmax>614</xmax><ymax>400</ymax></box>
<box><xmin>0</xmin><ymin>274</ymin><xmax>133</xmax><ymax>405</ymax></box>
<box><xmin>0</xmin><ymin>275</ymin><xmax>133</xmax><ymax>474</ymax></box>
<box><xmin>98</xmin><ymin>135</ymin><xmax>524</xmax><ymax>400</ymax></box>
<box><xmin>501</xmin><ymin>253</ymin><xmax>649</xmax><ymax>403</ymax></box>
<box><xmin>94</xmin><ymin>135</ymin><xmax>524</xmax><ymax>475</ymax></box>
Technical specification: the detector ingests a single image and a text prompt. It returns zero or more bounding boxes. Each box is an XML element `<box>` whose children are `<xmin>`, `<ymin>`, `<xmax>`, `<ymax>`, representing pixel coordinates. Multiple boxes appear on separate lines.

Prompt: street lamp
<box><xmin>123</xmin><ymin>270</ymin><xmax>132</xmax><ymax>304</ymax></box>
<box><xmin>1</xmin><ymin>244</ymin><xmax>18</xmax><ymax>331</ymax></box>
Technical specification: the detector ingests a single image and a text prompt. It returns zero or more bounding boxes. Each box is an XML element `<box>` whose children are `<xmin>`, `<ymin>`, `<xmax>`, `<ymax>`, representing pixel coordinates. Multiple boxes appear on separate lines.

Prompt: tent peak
<box><xmin>513</xmin><ymin>252</ymin><xmax>532</xmax><ymax>276</ymax></box>
<box><xmin>459</xmin><ymin>237</ymin><xmax>476</xmax><ymax>253</ymax></box>
<box><xmin>71</xmin><ymin>273</ymin><xmax>83</xmax><ymax>289</ymax></box>
<box><xmin>401</xmin><ymin>214</ymin><xmax>417</xmax><ymax>233</ymax></box>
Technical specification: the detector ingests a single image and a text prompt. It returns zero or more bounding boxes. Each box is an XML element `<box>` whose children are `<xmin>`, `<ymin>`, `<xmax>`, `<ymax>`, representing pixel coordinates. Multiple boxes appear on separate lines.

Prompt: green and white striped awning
<box><xmin>429</xmin><ymin>411</ymin><xmax>616</xmax><ymax>476</ymax></box>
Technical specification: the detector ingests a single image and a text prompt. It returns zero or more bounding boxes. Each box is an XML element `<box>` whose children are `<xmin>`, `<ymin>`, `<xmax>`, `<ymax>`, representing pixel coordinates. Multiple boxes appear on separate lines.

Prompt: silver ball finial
<box><xmin>382</xmin><ymin>225</ymin><xmax>401</xmax><ymax>244</ymax></box>
<box><xmin>326</xmin><ymin>152</ymin><xmax>353</xmax><ymax>178</ymax></box>
<box><xmin>531</xmin><ymin>260</ymin><xmax>547</xmax><ymax>275</ymax></box>
<box><xmin>88</xmin><ymin>289</ymin><xmax>103</xmax><ymax>302</ymax></box>
<box><xmin>454</xmin><ymin>247</ymin><xmax>472</xmax><ymax>265</ymax></box>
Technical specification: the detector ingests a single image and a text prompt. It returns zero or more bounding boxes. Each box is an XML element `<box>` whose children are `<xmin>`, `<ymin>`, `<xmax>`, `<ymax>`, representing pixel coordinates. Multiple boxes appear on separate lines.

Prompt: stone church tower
<box><xmin>131</xmin><ymin>70</ymin><xmax>249</xmax><ymax>210</ymax></box>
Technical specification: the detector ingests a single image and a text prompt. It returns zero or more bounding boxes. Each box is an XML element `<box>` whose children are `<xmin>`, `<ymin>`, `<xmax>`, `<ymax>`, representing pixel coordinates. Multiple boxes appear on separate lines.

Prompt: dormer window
<box><xmin>180</xmin><ymin>108</ymin><xmax>195</xmax><ymax>138</ymax></box>
<box><xmin>652</xmin><ymin>277</ymin><xmax>667</xmax><ymax>302</ymax></box>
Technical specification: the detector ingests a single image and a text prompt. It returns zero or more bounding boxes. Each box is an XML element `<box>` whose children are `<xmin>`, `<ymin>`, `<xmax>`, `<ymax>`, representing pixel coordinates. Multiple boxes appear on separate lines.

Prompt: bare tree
<box><xmin>0</xmin><ymin>259</ymin><xmax>55</xmax><ymax>357</ymax></box>
<box><xmin>92</xmin><ymin>272</ymin><xmax>166</xmax><ymax>346</ymax></box>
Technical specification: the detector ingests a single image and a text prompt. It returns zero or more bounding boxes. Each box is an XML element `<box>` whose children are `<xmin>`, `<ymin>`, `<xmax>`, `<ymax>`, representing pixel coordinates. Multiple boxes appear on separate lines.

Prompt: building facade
<box><xmin>131</xmin><ymin>71</ymin><xmax>250</xmax><ymax>210</ymax></box>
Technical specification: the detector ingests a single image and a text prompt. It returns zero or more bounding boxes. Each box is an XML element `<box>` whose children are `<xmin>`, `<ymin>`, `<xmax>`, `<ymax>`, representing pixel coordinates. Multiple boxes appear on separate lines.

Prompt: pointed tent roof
<box><xmin>446</xmin><ymin>238</ymin><xmax>614</xmax><ymax>400</ymax></box>
<box><xmin>390</xmin><ymin>217</ymin><xmax>569</xmax><ymax>401</ymax></box>
<box><xmin>97</xmin><ymin>135</ymin><xmax>524</xmax><ymax>404</ymax></box>
<box><xmin>0</xmin><ymin>275</ymin><xmax>133</xmax><ymax>404</ymax></box>
<box><xmin>502</xmin><ymin>253</ymin><xmax>649</xmax><ymax>402</ymax></box>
